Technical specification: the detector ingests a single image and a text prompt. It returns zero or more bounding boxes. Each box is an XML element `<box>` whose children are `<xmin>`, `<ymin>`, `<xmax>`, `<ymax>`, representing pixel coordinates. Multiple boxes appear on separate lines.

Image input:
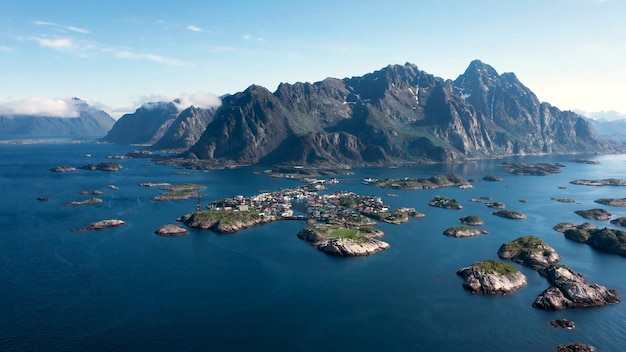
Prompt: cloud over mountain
<box><xmin>0</xmin><ymin>97</ymin><xmax>84</xmax><ymax>117</ymax></box>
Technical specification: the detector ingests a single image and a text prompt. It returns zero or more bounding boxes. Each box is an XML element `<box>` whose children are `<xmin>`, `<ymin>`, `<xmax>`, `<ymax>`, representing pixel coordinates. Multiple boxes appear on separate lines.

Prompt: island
<box><xmin>363</xmin><ymin>174</ymin><xmax>470</xmax><ymax>190</ymax></box>
<box><xmin>49</xmin><ymin>165</ymin><xmax>76</xmax><ymax>172</ymax></box>
<box><xmin>499</xmin><ymin>162</ymin><xmax>564</xmax><ymax>176</ymax></box>
<box><xmin>610</xmin><ymin>217</ymin><xmax>626</xmax><ymax>227</ymax></box>
<box><xmin>485</xmin><ymin>201</ymin><xmax>505</xmax><ymax>209</ymax></box>
<box><xmin>79</xmin><ymin>162</ymin><xmax>123</xmax><ymax>171</ymax></box>
<box><xmin>87</xmin><ymin>219</ymin><xmax>125</xmax><ymax>230</ymax></box>
<box><xmin>492</xmin><ymin>209</ymin><xmax>527</xmax><ymax>220</ymax></box>
<box><xmin>482</xmin><ymin>175</ymin><xmax>502</xmax><ymax>181</ymax></box>
<box><xmin>497</xmin><ymin>235</ymin><xmax>561</xmax><ymax>271</ymax></box>
<box><xmin>459</xmin><ymin>215</ymin><xmax>484</xmax><ymax>226</ymax></box>
<box><xmin>297</xmin><ymin>223</ymin><xmax>389</xmax><ymax>256</ymax></box>
<box><xmin>154</xmin><ymin>224</ymin><xmax>189</xmax><ymax>236</ymax></box>
<box><xmin>80</xmin><ymin>190</ymin><xmax>105</xmax><ymax>195</ymax></box>
<box><xmin>179</xmin><ymin>209</ymin><xmax>272</xmax><ymax>234</ymax></box>
<box><xmin>532</xmin><ymin>264</ymin><xmax>619</xmax><ymax>310</ymax></box>
<box><xmin>574</xmin><ymin>208</ymin><xmax>611</xmax><ymax>220</ymax></box>
<box><xmin>570</xmin><ymin>178</ymin><xmax>626</xmax><ymax>186</ymax></box>
<box><xmin>594</xmin><ymin>198</ymin><xmax>626</xmax><ymax>207</ymax></box>
<box><xmin>556</xmin><ymin>224</ymin><xmax>626</xmax><ymax>257</ymax></box>
<box><xmin>428</xmin><ymin>195</ymin><xmax>462</xmax><ymax>209</ymax></box>
<box><xmin>557</xmin><ymin>344</ymin><xmax>594</xmax><ymax>352</ymax></box>
<box><xmin>550</xmin><ymin>319</ymin><xmax>575</xmax><ymax>329</ymax></box>
<box><xmin>456</xmin><ymin>259</ymin><xmax>527</xmax><ymax>294</ymax></box>
<box><xmin>178</xmin><ymin>183</ymin><xmax>405</xmax><ymax>238</ymax></box>
<box><xmin>551</xmin><ymin>197</ymin><xmax>576</xmax><ymax>203</ymax></box>
<box><xmin>443</xmin><ymin>226</ymin><xmax>488</xmax><ymax>238</ymax></box>
<box><xmin>65</xmin><ymin>198</ymin><xmax>103</xmax><ymax>206</ymax></box>
<box><xmin>152</xmin><ymin>183</ymin><xmax>206</xmax><ymax>201</ymax></box>
<box><xmin>567</xmin><ymin>158</ymin><xmax>600</xmax><ymax>164</ymax></box>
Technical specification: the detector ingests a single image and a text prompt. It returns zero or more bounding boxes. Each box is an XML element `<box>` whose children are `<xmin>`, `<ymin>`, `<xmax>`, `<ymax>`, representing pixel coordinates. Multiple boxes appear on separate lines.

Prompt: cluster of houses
<box><xmin>207</xmin><ymin>179</ymin><xmax>391</xmax><ymax>222</ymax></box>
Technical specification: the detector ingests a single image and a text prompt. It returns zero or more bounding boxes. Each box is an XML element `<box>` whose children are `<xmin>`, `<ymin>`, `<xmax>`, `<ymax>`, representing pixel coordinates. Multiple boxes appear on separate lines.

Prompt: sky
<box><xmin>1</xmin><ymin>0</ymin><xmax>625</xmax><ymax>119</ymax></box>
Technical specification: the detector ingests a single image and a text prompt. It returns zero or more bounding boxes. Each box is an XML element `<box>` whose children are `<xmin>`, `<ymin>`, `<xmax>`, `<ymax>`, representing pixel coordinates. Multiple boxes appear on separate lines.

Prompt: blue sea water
<box><xmin>1</xmin><ymin>141</ymin><xmax>626</xmax><ymax>351</ymax></box>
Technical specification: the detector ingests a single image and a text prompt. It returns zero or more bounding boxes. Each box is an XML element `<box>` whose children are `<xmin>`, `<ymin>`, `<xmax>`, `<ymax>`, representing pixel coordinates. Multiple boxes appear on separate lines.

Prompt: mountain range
<box><xmin>0</xmin><ymin>98</ymin><xmax>115</xmax><ymax>137</ymax></box>
<box><xmin>104</xmin><ymin>60</ymin><xmax>609</xmax><ymax>167</ymax></box>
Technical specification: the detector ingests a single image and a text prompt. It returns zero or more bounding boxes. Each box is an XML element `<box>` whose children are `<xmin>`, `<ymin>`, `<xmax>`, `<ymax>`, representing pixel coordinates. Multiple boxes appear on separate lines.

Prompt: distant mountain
<box><xmin>0</xmin><ymin>98</ymin><xmax>115</xmax><ymax>137</ymax></box>
<box><xmin>179</xmin><ymin>60</ymin><xmax>606</xmax><ymax>167</ymax></box>
<box><xmin>583</xmin><ymin>117</ymin><xmax>626</xmax><ymax>144</ymax></box>
<box><xmin>102</xmin><ymin>101</ymin><xmax>216</xmax><ymax>149</ymax></box>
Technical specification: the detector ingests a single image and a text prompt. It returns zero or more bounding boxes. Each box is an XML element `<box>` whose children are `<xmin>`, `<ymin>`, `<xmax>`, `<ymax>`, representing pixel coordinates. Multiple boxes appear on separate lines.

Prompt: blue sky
<box><xmin>1</xmin><ymin>0</ymin><xmax>624</xmax><ymax>118</ymax></box>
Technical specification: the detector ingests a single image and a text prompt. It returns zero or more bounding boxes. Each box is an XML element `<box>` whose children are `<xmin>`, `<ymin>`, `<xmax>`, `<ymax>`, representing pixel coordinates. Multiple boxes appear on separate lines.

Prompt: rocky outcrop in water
<box><xmin>497</xmin><ymin>235</ymin><xmax>561</xmax><ymax>271</ymax></box>
<box><xmin>574</xmin><ymin>208</ymin><xmax>611</xmax><ymax>220</ymax></box>
<box><xmin>532</xmin><ymin>264</ymin><xmax>619</xmax><ymax>310</ymax></box>
<box><xmin>297</xmin><ymin>225</ymin><xmax>389</xmax><ymax>256</ymax></box>
<box><xmin>154</xmin><ymin>224</ymin><xmax>189</xmax><ymax>236</ymax></box>
<box><xmin>87</xmin><ymin>219</ymin><xmax>125</xmax><ymax>230</ymax></box>
<box><xmin>79</xmin><ymin>162</ymin><xmax>123</xmax><ymax>171</ymax></box>
<box><xmin>456</xmin><ymin>260</ymin><xmax>527</xmax><ymax>294</ymax></box>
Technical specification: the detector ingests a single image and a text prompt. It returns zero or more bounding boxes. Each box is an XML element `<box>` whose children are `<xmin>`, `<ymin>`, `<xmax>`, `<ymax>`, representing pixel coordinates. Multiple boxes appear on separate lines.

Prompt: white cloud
<box><xmin>113</xmin><ymin>50</ymin><xmax>187</xmax><ymax>66</ymax></box>
<box><xmin>187</xmin><ymin>25</ymin><xmax>203</xmax><ymax>32</ymax></box>
<box><xmin>242</xmin><ymin>34</ymin><xmax>252</xmax><ymax>40</ymax></box>
<box><xmin>34</xmin><ymin>20</ymin><xmax>91</xmax><ymax>34</ymax></box>
<box><xmin>0</xmin><ymin>98</ymin><xmax>84</xmax><ymax>117</ymax></box>
<box><xmin>67</xmin><ymin>26</ymin><xmax>91</xmax><ymax>34</ymax></box>
<box><xmin>0</xmin><ymin>46</ymin><xmax>14</xmax><ymax>52</ymax></box>
<box><xmin>35</xmin><ymin>37</ymin><xmax>74</xmax><ymax>49</ymax></box>
<box><xmin>174</xmin><ymin>93</ymin><xmax>222</xmax><ymax>111</ymax></box>
<box><xmin>133</xmin><ymin>93</ymin><xmax>222</xmax><ymax>112</ymax></box>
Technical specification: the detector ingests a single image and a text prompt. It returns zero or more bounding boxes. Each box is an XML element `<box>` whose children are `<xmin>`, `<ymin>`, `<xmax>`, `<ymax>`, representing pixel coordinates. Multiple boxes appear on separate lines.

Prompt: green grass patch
<box><xmin>474</xmin><ymin>259</ymin><xmax>519</xmax><ymax>275</ymax></box>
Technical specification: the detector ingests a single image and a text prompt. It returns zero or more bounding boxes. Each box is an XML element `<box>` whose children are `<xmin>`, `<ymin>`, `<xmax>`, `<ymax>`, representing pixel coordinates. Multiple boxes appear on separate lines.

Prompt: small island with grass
<box><xmin>499</xmin><ymin>162</ymin><xmax>564</xmax><ymax>176</ymax></box>
<box><xmin>459</xmin><ymin>215</ymin><xmax>484</xmax><ymax>226</ymax></box>
<box><xmin>297</xmin><ymin>223</ymin><xmax>389</xmax><ymax>256</ymax></box>
<box><xmin>594</xmin><ymin>198</ymin><xmax>626</xmax><ymax>207</ymax></box>
<box><xmin>492</xmin><ymin>209</ymin><xmax>526</xmax><ymax>220</ymax></box>
<box><xmin>443</xmin><ymin>226</ymin><xmax>488</xmax><ymax>238</ymax></box>
<box><xmin>152</xmin><ymin>183</ymin><xmax>206</xmax><ymax>201</ymax></box>
<box><xmin>497</xmin><ymin>235</ymin><xmax>561</xmax><ymax>271</ymax></box>
<box><xmin>363</xmin><ymin>174</ymin><xmax>470</xmax><ymax>190</ymax></box>
<box><xmin>428</xmin><ymin>195</ymin><xmax>462</xmax><ymax>209</ymax></box>
<box><xmin>574</xmin><ymin>208</ymin><xmax>611</xmax><ymax>220</ymax></box>
<box><xmin>554</xmin><ymin>222</ymin><xmax>626</xmax><ymax>257</ymax></box>
<box><xmin>456</xmin><ymin>259</ymin><xmax>527</xmax><ymax>294</ymax></box>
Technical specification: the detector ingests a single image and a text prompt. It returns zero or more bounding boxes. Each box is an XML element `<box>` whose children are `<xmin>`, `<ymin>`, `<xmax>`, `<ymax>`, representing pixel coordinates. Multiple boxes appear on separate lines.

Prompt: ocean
<box><xmin>1</xmin><ymin>141</ymin><xmax>625</xmax><ymax>351</ymax></box>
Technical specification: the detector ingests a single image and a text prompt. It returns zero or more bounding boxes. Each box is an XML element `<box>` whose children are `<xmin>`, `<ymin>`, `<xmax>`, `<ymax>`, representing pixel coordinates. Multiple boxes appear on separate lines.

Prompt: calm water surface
<box><xmin>1</xmin><ymin>142</ymin><xmax>625</xmax><ymax>351</ymax></box>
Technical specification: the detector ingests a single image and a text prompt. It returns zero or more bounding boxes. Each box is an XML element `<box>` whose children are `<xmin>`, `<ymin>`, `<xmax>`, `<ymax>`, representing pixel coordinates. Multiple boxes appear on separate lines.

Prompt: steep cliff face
<box><xmin>174</xmin><ymin>60</ymin><xmax>608</xmax><ymax>166</ymax></box>
<box><xmin>0</xmin><ymin>98</ymin><xmax>115</xmax><ymax>137</ymax></box>
<box><xmin>102</xmin><ymin>102</ymin><xmax>179</xmax><ymax>145</ymax></box>
<box><xmin>151</xmin><ymin>106</ymin><xmax>216</xmax><ymax>151</ymax></box>
<box><xmin>186</xmin><ymin>85</ymin><xmax>298</xmax><ymax>163</ymax></box>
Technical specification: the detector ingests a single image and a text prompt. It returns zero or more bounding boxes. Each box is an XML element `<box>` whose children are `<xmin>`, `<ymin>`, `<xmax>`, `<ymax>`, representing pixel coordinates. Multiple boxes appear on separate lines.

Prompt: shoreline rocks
<box><xmin>456</xmin><ymin>260</ymin><xmax>527</xmax><ymax>294</ymax></box>
<box><xmin>533</xmin><ymin>264</ymin><xmax>619</xmax><ymax>310</ymax></box>
<box><xmin>65</xmin><ymin>198</ymin><xmax>103</xmax><ymax>206</ymax></box>
<box><xmin>154</xmin><ymin>224</ymin><xmax>189</xmax><ymax>236</ymax></box>
<box><xmin>550</xmin><ymin>318</ymin><xmax>575</xmax><ymax>329</ymax></box>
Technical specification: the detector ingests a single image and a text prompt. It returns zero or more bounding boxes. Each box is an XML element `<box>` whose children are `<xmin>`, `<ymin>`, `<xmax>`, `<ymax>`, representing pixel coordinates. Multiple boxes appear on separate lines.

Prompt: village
<box><xmin>206</xmin><ymin>178</ymin><xmax>396</xmax><ymax>224</ymax></box>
